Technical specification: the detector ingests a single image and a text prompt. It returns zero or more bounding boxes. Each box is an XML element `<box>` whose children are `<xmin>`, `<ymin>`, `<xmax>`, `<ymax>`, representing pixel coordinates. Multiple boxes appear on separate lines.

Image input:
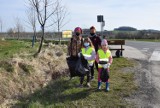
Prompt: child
<box><xmin>78</xmin><ymin>37</ymin><xmax>96</xmax><ymax>87</ymax></box>
<box><xmin>96</xmin><ymin>39</ymin><xmax>113</xmax><ymax>91</ymax></box>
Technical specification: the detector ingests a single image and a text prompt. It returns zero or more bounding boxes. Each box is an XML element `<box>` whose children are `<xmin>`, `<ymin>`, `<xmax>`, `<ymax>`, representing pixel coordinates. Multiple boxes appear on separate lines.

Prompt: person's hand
<box><xmin>107</xmin><ymin>63</ymin><xmax>111</xmax><ymax>68</ymax></box>
<box><xmin>78</xmin><ymin>53</ymin><xmax>81</xmax><ymax>57</ymax></box>
<box><xmin>103</xmin><ymin>64</ymin><xmax>108</xmax><ymax>69</ymax></box>
<box><xmin>84</xmin><ymin>56</ymin><xmax>88</xmax><ymax>60</ymax></box>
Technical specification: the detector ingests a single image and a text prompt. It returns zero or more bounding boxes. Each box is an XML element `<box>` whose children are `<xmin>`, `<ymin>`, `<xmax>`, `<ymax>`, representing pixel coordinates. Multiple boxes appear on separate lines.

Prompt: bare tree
<box><xmin>7</xmin><ymin>28</ymin><xmax>14</xmax><ymax>37</ymax></box>
<box><xmin>15</xmin><ymin>17</ymin><xmax>25</xmax><ymax>40</ymax></box>
<box><xmin>26</xmin><ymin>6</ymin><xmax>37</xmax><ymax>46</ymax></box>
<box><xmin>28</xmin><ymin>0</ymin><xmax>58</xmax><ymax>53</ymax></box>
<box><xmin>54</xmin><ymin>0</ymin><xmax>69</xmax><ymax>42</ymax></box>
<box><xmin>0</xmin><ymin>17</ymin><xmax>2</xmax><ymax>32</ymax></box>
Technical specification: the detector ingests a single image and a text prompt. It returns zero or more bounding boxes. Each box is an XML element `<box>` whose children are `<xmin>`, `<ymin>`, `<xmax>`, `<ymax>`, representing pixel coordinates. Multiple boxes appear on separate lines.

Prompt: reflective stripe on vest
<box><xmin>81</xmin><ymin>47</ymin><xmax>95</xmax><ymax>65</ymax></box>
<box><xmin>98</xmin><ymin>49</ymin><xmax>111</xmax><ymax>68</ymax></box>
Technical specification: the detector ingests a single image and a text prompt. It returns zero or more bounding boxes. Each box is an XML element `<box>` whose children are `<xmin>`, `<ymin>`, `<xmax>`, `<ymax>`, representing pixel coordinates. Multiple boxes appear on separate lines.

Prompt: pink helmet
<box><xmin>101</xmin><ymin>39</ymin><xmax>108</xmax><ymax>46</ymax></box>
<box><xmin>74</xmin><ymin>27</ymin><xmax>82</xmax><ymax>33</ymax></box>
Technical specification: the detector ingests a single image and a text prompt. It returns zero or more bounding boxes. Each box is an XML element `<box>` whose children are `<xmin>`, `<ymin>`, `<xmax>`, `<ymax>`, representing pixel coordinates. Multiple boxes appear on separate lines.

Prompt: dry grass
<box><xmin>12</xmin><ymin>57</ymin><xmax>137</xmax><ymax>108</ymax></box>
<box><xmin>0</xmin><ymin>41</ymin><xmax>137</xmax><ymax>107</ymax></box>
<box><xmin>0</xmin><ymin>44</ymin><xmax>69</xmax><ymax>107</ymax></box>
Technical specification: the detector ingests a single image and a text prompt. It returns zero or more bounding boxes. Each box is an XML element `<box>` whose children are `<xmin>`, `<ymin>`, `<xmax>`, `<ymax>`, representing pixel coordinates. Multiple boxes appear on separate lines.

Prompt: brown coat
<box><xmin>68</xmin><ymin>38</ymin><xmax>83</xmax><ymax>57</ymax></box>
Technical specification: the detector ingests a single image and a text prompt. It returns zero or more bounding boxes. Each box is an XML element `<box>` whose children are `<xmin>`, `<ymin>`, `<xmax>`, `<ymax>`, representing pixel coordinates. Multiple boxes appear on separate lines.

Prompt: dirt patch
<box><xmin>125</xmin><ymin>59</ymin><xmax>159</xmax><ymax>108</ymax></box>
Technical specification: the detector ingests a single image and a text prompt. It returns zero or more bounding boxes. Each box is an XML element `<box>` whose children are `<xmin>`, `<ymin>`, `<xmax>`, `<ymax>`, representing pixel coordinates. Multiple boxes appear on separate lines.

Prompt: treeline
<box><xmin>109</xmin><ymin>26</ymin><xmax>160</xmax><ymax>39</ymax></box>
<box><xmin>1</xmin><ymin>26</ymin><xmax>160</xmax><ymax>40</ymax></box>
<box><xmin>111</xmin><ymin>30</ymin><xmax>160</xmax><ymax>39</ymax></box>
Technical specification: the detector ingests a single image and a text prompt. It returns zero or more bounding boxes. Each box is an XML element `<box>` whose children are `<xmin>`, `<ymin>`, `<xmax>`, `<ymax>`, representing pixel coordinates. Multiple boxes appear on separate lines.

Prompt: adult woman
<box><xmin>67</xmin><ymin>27</ymin><xmax>83</xmax><ymax>78</ymax></box>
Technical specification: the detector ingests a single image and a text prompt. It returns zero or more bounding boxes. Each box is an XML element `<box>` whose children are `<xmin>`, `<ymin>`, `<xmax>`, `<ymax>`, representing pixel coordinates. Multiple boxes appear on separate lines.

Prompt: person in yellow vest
<box><xmin>95</xmin><ymin>39</ymin><xmax>113</xmax><ymax>91</ymax></box>
<box><xmin>78</xmin><ymin>37</ymin><xmax>96</xmax><ymax>88</ymax></box>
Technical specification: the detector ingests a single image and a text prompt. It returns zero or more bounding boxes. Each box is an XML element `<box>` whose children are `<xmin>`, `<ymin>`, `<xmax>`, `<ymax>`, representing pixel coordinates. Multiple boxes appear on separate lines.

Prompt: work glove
<box><xmin>107</xmin><ymin>63</ymin><xmax>111</xmax><ymax>68</ymax></box>
<box><xmin>84</xmin><ymin>56</ymin><xmax>88</xmax><ymax>60</ymax></box>
<box><xmin>103</xmin><ymin>64</ymin><xmax>108</xmax><ymax>69</ymax></box>
<box><xmin>78</xmin><ymin>53</ymin><xmax>81</xmax><ymax>57</ymax></box>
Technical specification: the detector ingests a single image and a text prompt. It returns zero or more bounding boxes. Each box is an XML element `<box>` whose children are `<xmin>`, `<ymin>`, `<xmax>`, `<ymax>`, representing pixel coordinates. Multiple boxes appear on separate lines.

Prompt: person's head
<box><xmin>101</xmin><ymin>39</ymin><xmax>108</xmax><ymax>51</ymax></box>
<box><xmin>74</xmin><ymin>27</ymin><xmax>82</xmax><ymax>36</ymax></box>
<box><xmin>83</xmin><ymin>37</ymin><xmax>94</xmax><ymax>48</ymax></box>
<box><xmin>90</xmin><ymin>26</ymin><xmax>96</xmax><ymax>36</ymax></box>
<box><xmin>74</xmin><ymin>27</ymin><xmax>82</xmax><ymax>40</ymax></box>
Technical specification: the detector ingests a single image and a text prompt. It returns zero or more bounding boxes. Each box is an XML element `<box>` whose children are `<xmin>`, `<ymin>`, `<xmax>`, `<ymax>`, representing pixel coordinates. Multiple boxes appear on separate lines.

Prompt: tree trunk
<box><xmin>58</xmin><ymin>21</ymin><xmax>61</xmax><ymax>45</ymax></box>
<box><xmin>34</xmin><ymin>28</ymin><xmax>37</xmax><ymax>43</ymax></box>
<box><xmin>37</xmin><ymin>26</ymin><xmax>44</xmax><ymax>53</ymax></box>
<box><xmin>17</xmin><ymin>31</ymin><xmax>20</xmax><ymax>40</ymax></box>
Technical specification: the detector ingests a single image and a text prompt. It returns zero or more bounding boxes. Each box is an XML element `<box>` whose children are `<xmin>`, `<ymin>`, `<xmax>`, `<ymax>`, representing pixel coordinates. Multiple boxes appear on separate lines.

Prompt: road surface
<box><xmin>122</xmin><ymin>40</ymin><xmax>160</xmax><ymax>108</ymax></box>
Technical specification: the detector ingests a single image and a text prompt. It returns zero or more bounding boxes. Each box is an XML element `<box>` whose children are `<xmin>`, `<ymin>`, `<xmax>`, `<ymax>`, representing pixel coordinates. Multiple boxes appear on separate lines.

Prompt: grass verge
<box><xmin>14</xmin><ymin>57</ymin><xmax>138</xmax><ymax>107</ymax></box>
<box><xmin>0</xmin><ymin>40</ymin><xmax>39</xmax><ymax>60</ymax></box>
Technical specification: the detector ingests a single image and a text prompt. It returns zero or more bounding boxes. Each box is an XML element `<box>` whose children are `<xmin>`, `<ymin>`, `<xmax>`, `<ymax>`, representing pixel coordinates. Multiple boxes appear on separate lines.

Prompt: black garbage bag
<box><xmin>75</xmin><ymin>55</ymin><xmax>89</xmax><ymax>76</ymax></box>
<box><xmin>66</xmin><ymin>54</ymin><xmax>89</xmax><ymax>78</ymax></box>
<box><xmin>66</xmin><ymin>57</ymin><xmax>78</xmax><ymax>77</ymax></box>
<box><xmin>100</xmin><ymin>68</ymin><xmax>109</xmax><ymax>82</ymax></box>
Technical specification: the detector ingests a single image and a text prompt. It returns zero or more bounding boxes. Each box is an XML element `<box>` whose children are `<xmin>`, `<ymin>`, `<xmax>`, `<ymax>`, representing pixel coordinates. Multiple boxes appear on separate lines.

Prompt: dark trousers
<box><xmin>90</xmin><ymin>65</ymin><xmax>94</xmax><ymax>77</ymax></box>
<box><xmin>95</xmin><ymin>61</ymin><xmax>98</xmax><ymax>71</ymax></box>
<box><xmin>90</xmin><ymin>61</ymin><xmax>98</xmax><ymax>78</ymax></box>
<box><xmin>80</xmin><ymin>66</ymin><xmax>91</xmax><ymax>84</ymax></box>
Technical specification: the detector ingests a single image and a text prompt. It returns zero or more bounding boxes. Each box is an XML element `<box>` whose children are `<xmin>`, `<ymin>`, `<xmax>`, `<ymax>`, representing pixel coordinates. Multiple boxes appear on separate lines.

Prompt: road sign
<box><xmin>62</xmin><ymin>30</ymin><xmax>72</xmax><ymax>38</ymax></box>
<box><xmin>97</xmin><ymin>15</ymin><xmax>104</xmax><ymax>22</ymax></box>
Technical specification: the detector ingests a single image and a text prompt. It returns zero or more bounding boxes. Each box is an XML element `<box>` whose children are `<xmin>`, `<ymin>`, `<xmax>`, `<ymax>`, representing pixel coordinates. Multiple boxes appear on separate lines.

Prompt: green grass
<box><xmin>14</xmin><ymin>57</ymin><xmax>137</xmax><ymax>107</ymax></box>
<box><xmin>0</xmin><ymin>40</ymin><xmax>38</xmax><ymax>60</ymax></box>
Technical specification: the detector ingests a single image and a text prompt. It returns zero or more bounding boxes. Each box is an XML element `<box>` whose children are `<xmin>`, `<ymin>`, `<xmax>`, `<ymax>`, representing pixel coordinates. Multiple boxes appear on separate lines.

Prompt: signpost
<box><xmin>97</xmin><ymin>15</ymin><xmax>105</xmax><ymax>37</ymax></box>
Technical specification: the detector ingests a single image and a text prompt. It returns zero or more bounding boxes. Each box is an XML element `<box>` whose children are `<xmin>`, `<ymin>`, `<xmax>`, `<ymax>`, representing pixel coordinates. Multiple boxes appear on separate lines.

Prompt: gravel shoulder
<box><xmin>119</xmin><ymin>46</ymin><xmax>160</xmax><ymax>108</ymax></box>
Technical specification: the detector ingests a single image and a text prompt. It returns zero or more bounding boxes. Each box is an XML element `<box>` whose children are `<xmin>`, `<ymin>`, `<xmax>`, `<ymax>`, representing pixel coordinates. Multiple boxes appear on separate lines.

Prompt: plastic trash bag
<box><xmin>75</xmin><ymin>56</ymin><xmax>89</xmax><ymax>76</ymax></box>
<box><xmin>66</xmin><ymin>57</ymin><xmax>78</xmax><ymax>77</ymax></box>
<box><xmin>100</xmin><ymin>68</ymin><xmax>109</xmax><ymax>82</ymax></box>
<box><xmin>66</xmin><ymin>54</ymin><xmax>89</xmax><ymax>78</ymax></box>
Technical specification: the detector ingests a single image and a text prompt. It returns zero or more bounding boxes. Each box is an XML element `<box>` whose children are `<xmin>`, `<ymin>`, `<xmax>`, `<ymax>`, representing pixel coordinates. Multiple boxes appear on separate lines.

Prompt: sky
<box><xmin>0</xmin><ymin>0</ymin><xmax>160</xmax><ymax>32</ymax></box>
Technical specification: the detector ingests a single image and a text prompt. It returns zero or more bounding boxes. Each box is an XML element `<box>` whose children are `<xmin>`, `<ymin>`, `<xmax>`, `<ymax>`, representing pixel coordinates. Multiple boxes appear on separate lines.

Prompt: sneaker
<box><xmin>86</xmin><ymin>83</ymin><xmax>91</xmax><ymax>88</ymax></box>
<box><xmin>90</xmin><ymin>76</ymin><xmax>94</xmax><ymax>81</ymax></box>
<box><xmin>77</xmin><ymin>84</ymin><xmax>83</xmax><ymax>88</ymax></box>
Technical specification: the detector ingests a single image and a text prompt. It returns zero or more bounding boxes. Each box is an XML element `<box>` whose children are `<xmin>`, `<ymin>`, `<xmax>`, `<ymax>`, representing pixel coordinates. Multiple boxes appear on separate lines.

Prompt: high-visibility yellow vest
<box><xmin>81</xmin><ymin>47</ymin><xmax>95</xmax><ymax>65</ymax></box>
<box><xmin>97</xmin><ymin>49</ymin><xmax>111</xmax><ymax>68</ymax></box>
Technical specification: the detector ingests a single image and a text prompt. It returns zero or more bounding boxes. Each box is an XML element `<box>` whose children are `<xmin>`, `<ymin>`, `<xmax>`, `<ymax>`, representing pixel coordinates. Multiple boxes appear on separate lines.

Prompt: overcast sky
<box><xmin>0</xmin><ymin>0</ymin><xmax>160</xmax><ymax>32</ymax></box>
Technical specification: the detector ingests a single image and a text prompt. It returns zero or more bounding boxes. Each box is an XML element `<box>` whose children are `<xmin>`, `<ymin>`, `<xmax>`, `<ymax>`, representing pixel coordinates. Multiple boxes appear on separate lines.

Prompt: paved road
<box><xmin>126</xmin><ymin>40</ymin><xmax>160</xmax><ymax>61</ymax></box>
<box><xmin>124</xmin><ymin>40</ymin><xmax>160</xmax><ymax>108</ymax></box>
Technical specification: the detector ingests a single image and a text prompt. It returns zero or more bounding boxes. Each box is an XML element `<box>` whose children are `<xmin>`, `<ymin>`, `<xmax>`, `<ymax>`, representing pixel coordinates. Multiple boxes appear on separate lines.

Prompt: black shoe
<box><xmin>76</xmin><ymin>84</ymin><xmax>83</xmax><ymax>88</ymax></box>
<box><xmin>90</xmin><ymin>76</ymin><xmax>94</xmax><ymax>81</ymax></box>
